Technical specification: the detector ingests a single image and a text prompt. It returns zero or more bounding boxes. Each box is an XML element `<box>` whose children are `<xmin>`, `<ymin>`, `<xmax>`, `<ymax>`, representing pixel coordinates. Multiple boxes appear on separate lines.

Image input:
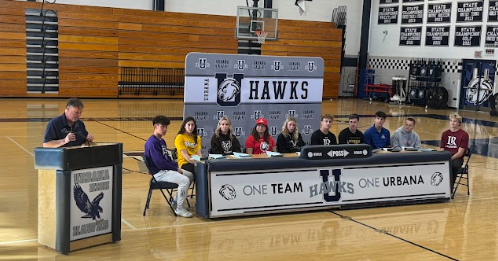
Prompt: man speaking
<box><xmin>43</xmin><ymin>98</ymin><xmax>95</xmax><ymax>148</ymax></box>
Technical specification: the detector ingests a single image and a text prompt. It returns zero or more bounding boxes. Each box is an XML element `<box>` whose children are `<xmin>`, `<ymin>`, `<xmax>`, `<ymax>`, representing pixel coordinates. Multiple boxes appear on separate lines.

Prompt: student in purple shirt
<box><xmin>144</xmin><ymin>115</ymin><xmax>194</xmax><ymax>218</ymax></box>
<box><xmin>363</xmin><ymin>111</ymin><xmax>391</xmax><ymax>149</ymax></box>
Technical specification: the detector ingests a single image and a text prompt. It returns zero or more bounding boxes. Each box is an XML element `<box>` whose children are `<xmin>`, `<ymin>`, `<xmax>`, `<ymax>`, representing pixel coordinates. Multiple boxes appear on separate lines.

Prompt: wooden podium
<box><xmin>34</xmin><ymin>143</ymin><xmax>123</xmax><ymax>254</ymax></box>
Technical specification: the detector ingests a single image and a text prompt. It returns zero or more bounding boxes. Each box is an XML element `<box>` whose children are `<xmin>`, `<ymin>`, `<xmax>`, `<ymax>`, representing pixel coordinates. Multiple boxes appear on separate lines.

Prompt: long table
<box><xmin>195</xmin><ymin>151</ymin><xmax>452</xmax><ymax>218</ymax></box>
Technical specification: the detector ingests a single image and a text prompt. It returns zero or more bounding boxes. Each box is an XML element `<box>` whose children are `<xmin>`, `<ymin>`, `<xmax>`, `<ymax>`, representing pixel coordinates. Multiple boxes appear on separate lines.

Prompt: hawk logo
<box><xmin>431</xmin><ymin>172</ymin><xmax>443</xmax><ymax>186</ymax></box>
<box><xmin>306</xmin><ymin>61</ymin><xmax>316</xmax><ymax>72</ymax></box>
<box><xmin>235</xmin><ymin>60</ymin><xmax>247</xmax><ymax>70</ymax></box>
<box><xmin>271</xmin><ymin>61</ymin><xmax>283</xmax><ymax>71</ymax></box>
<box><xmin>234</xmin><ymin>127</ymin><xmax>243</xmax><ymax>137</ymax></box>
<box><xmin>197</xmin><ymin>128</ymin><xmax>207</xmax><ymax>138</ymax></box>
<box><xmin>73</xmin><ymin>184</ymin><xmax>104</xmax><ymax>220</ymax></box>
<box><xmin>216</xmin><ymin>73</ymin><xmax>243</xmax><ymax>106</ymax></box>
<box><xmin>221</xmin><ymin>140</ymin><xmax>232</xmax><ymax>153</ymax></box>
<box><xmin>270</xmin><ymin>126</ymin><xmax>278</xmax><ymax>136</ymax></box>
<box><xmin>219</xmin><ymin>184</ymin><xmax>236</xmax><ymax>200</ymax></box>
<box><xmin>196</xmin><ymin>58</ymin><xmax>210</xmax><ymax>69</ymax></box>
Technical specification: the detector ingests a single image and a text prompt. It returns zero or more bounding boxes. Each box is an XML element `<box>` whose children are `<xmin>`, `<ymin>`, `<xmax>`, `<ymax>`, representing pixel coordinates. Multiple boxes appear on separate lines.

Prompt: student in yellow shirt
<box><xmin>175</xmin><ymin>116</ymin><xmax>202</xmax><ymax>176</ymax></box>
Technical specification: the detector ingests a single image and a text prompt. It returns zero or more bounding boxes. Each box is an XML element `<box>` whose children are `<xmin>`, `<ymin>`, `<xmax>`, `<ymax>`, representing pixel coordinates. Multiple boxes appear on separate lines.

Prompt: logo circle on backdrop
<box><xmin>219</xmin><ymin>184</ymin><xmax>236</xmax><ymax>200</ymax></box>
<box><xmin>218</xmin><ymin>78</ymin><xmax>241</xmax><ymax>102</ymax></box>
<box><xmin>430</xmin><ymin>172</ymin><xmax>443</xmax><ymax>186</ymax></box>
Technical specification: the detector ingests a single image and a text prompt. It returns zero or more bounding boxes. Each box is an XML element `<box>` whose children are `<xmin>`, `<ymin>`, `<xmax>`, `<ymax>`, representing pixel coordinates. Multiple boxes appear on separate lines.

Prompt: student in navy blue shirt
<box><xmin>43</xmin><ymin>98</ymin><xmax>95</xmax><ymax>148</ymax></box>
<box><xmin>364</xmin><ymin>111</ymin><xmax>391</xmax><ymax>149</ymax></box>
<box><xmin>144</xmin><ymin>115</ymin><xmax>193</xmax><ymax>218</ymax></box>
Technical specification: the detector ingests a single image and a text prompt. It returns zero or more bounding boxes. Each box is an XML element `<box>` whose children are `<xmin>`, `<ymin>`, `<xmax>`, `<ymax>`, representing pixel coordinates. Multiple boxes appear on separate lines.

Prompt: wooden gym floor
<box><xmin>0</xmin><ymin>98</ymin><xmax>497</xmax><ymax>260</ymax></box>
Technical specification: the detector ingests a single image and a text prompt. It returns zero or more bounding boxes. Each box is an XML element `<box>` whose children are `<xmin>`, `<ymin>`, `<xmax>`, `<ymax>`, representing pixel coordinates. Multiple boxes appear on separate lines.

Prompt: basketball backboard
<box><xmin>236</xmin><ymin>6</ymin><xmax>278</xmax><ymax>41</ymax></box>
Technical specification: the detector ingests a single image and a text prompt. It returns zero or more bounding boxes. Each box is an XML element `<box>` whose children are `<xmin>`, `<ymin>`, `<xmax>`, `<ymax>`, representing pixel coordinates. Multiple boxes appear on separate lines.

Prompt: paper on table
<box><xmin>266</xmin><ymin>151</ymin><xmax>283</xmax><ymax>157</ymax></box>
<box><xmin>208</xmin><ymin>154</ymin><xmax>226</xmax><ymax>159</ymax></box>
<box><xmin>191</xmin><ymin>155</ymin><xmax>201</xmax><ymax>161</ymax></box>
<box><xmin>233</xmin><ymin>152</ymin><xmax>251</xmax><ymax>158</ymax></box>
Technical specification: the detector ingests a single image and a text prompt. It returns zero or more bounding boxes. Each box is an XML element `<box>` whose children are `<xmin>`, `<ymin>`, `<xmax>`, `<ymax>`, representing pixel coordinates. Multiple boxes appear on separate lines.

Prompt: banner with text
<box><xmin>454</xmin><ymin>26</ymin><xmax>482</xmax><ymax>47</ymax></box>
<box><xmin>486</xmin><ymin>26</ymin><xmax>498</xmax><ymax>48</ymax></box>
<box><xmin>400</xmin><ymin>27</ymin><xmax>422</xmax><ymax>46</ymax></box>
<box><xmin>378</xmin><ymin>6</ymin><xmax>399</xmax><ymax>24</ymax></box>
<box><xmin>490</xmin><ymin>0</ymin><xmax>498</xmax><ymax>22</ymax></box>
<box><xmin>427</xmin><ymin>3</ymin><xmax>452</xmax><ymax>23</ymax></box>
<box><xmin>401</xmin><ymin>4</ymin><xmax>424</xmax><ymax>24</ymax></box>
<box><xmin>184</xmin><ymin>53</ymin><xmax>323</xmax><ymax>154</ymax></box>
<box><xmin>456</xmin><ymin>1</ymin><xmax>483</xmax><ymax>22</ymax></box>
<box><xmin>210</xmin><ymin>162</ymin><xmax>450</xmax><ymax>217</ymax></box>
<box><xmin>426</xmin><ymin>26</ymin><xmax>450</xmax><ymax>46</ymax></box>
<box><xmin>70</xmin><ymin>166</ymin><xmax>113</xmax><ymax>241</ymax></box>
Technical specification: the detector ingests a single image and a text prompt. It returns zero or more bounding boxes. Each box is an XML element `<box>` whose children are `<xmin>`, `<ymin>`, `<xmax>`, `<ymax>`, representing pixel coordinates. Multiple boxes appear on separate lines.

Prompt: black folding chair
<box><xmin>142</xmin><ymin>156</ymin><xmax>189</xmax><ymax>216</ymax></box>
<box><xmin>452</xmin><ymin>148</ymin><xmax>472</xmax><ymax>198</ymax></box>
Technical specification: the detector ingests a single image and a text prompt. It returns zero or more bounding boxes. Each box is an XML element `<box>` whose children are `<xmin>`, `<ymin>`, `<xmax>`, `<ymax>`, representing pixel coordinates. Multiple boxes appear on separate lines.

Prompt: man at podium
<box><xmin>42</xmin><ymin>98</ymin><xmax>95</xmax><ymax>148</ymax></box>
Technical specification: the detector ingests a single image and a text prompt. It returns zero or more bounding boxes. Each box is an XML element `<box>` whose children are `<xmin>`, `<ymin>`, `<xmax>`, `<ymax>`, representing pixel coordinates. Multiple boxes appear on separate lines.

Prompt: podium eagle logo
<box><xmin>73</xmin><ymin>184</ymin><xmax>104</xmax><ymax>220</ymax></box>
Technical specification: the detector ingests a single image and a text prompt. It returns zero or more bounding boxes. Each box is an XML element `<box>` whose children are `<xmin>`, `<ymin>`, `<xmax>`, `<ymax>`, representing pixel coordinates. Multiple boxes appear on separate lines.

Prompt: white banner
<box><xmin>210</xmin><ymin>162</ymin><xmax>450</xmax><ymax>217</ymax></box>
<box><xmin>185</xmin><ymin>77</ymin><xmax>323</xmax><ymax>104</ymax></box>
<box><xmin>70</xmin><ymin>166</ymin><xmax>113</xmax><ymax>241</ymax></box>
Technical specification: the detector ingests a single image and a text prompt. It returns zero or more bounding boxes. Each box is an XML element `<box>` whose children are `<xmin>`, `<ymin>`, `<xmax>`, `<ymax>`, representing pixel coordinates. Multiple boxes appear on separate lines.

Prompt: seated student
<box><xmin>364</xmin><ymin>111</ymin><xmax>391</xmax><ymax>149</ymax></box>
<box><xmin>245</xmin><ymin>118</ymin><xmax>276</xmax><ymax>154</ymax></box>
<box><xmin>338</xmin><ymin>113</ymin><xmax>364</xmax><ymax>144</ymax></box>
<box><xmin>310</xmin><ymin>114</ymin><xmax>337</xmax><ymax>145</ymax></box>
<box><xmin>440</xmin><ymin>113</ymin><xmax>469</xmax><ymax>192</ymax></box>
<box><xmin>277</xmin><ymin>116</ymin><xmax>305</xmax><ymax>153</ymax></box>
<box><xmin>210</xmin><ymin>116</ymin><xmax>241</xmax><ymax>155</ymax></box>
<box><xmin>175</xmin><ymin>116</ymin><xmax>202</xmax><ymax>176</ymax></box>
<box><xmin>391</xmin><ymin>117</ymin><xmax>421</xmax><ymax>149</ymax></box>
<box><xmin>144</xmin><ymin>115</ymin><xmax>193</xmax><ymax>218</ymax></box>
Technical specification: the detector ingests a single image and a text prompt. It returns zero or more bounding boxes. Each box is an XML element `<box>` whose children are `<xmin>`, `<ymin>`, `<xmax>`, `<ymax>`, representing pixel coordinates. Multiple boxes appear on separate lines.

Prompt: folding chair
<box><xmin>142</xmin><ymin>156</ymin><xmax>189</xmax><ymax>216</ymax></box>
<box><xmin>452</xmin><ymin>148</ymin><xmax>472</xmax><ymax>198</ymax></box>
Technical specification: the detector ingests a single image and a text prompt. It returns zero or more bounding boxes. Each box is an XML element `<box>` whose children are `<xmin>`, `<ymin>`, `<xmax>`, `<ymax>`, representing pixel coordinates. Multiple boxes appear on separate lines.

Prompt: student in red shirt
<box><xmin>440</xmin><ymin>113</ymin><xmax>469</xmax><ymax>192</ymax></box>
<box><xmin>245</xmin><ymin>118</ymin><xmax>276</xmax><ymax>154</ymax></box>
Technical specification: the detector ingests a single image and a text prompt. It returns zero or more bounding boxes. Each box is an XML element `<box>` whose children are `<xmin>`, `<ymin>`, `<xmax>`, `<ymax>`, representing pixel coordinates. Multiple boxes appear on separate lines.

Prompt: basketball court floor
<box><xmin>0</xmin><ymin>98</ymin><xmax>497</xmax><ymax>260</ymax></box>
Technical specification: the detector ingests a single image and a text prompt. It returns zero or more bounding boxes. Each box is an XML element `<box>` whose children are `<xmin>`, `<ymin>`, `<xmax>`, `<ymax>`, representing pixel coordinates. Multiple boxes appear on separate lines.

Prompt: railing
<box><xmin>118</xmin><ymin>67</ymin><xmax>185</xmax><ymax>96</ymax></box>
<box><xmin>39</xmin><ymin>0</ymin><xmax>58</xmax><ymax>93</ymax></box>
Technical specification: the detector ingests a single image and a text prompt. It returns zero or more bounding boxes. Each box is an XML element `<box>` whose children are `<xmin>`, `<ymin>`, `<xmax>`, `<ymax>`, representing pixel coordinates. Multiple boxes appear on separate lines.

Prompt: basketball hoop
<box><xmin>255</xmin><ymin>30</ymin><xmax>268</xmax><ymax>44</ymax></box>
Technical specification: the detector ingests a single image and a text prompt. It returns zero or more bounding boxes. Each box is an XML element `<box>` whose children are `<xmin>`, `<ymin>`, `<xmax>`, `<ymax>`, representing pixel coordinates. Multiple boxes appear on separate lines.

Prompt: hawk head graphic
<box><xmin>73</xmin><ymin>184</ymin><xmax>104</xmax><ymax>220</ymax></box>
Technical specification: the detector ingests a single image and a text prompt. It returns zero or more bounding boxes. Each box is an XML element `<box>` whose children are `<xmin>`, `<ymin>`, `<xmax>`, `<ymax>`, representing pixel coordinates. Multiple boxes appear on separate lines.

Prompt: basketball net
<box><xmin>255</xmin><ymin>30</ymin><xmax>268</xmax><ymax>44</ymax></box>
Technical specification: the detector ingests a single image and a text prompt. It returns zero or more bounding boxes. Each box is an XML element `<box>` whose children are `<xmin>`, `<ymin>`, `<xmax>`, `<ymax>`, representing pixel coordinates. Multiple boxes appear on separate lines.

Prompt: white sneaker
<box><xmin>175</xmin><ymin>208</ymin><xmax>193</xmax><ymax>218</ymax></box>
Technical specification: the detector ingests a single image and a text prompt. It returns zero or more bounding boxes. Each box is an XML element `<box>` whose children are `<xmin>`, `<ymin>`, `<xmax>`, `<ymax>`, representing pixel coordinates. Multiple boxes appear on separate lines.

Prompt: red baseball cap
<box><xmin>256</xmin><ymin>117</ymin><xmax>268</xmax><ymax>126</ymax></box>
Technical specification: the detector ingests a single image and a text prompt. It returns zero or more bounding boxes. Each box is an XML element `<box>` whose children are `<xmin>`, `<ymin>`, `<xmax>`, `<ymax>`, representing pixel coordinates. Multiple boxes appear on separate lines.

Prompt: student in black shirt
<box><xmin>210</xmin><ymin>116</ymin><xmax>241</xmax><ymax>155</ymax></box>
<box><xmin>338</xmin><ymin>113</ymin><xmax>364</xmax><ymax>144</ymax></box>
<box><xmin>277</xmin><ymin>116</ymin><xmax>305</xmax><ymax>153</ymax></box>
<box><xmin>310</xmin><ymin>114</ymin><xmax>337</xmax><ymax>145</ymax></box>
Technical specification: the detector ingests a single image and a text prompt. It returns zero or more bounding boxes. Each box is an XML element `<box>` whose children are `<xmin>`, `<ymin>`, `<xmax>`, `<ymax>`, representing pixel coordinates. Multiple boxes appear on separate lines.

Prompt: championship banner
<box><xmin>490</xmin><ymin>0</ymin><xmax>498</xmax><ymax>22</ymax></box>
<box><xmin>378</xmin><ymin>6</ymin><xmax>399</xmax><ymax>24</ymax></box>
<box><xmin>456</xmin><ymin>1</ymin><xmax>483</xmax><ymax>22</ymax></box>
<box><xmin>399</xmin><ymin>27</ymin><xmax>422</xmax><ymax>46</ymax></box>
<box><xmin>210</xmin><ymin>162</ymin><xmax>450</xmax><ymax>217</ymax></box>
<box><xmin>70</xmin><ymin>166</ymin><xmax>113</xmax><ymax>241</ymax></box>
<box><xmin>486</xmin><ymin>26</ymin><xmax>498</xmax><ymax>48</ymax></box>
<box><xmin>401</xmin><ymin>4</ymin><xmax>424</xmax><ymax>24</ymax></box>
<box><xmin>184</xmin><ymin>53</ymin><xmax>324</xmax><ymax>154</ymax></box>
<box><xmin>427</xmin><ymin>3</ymin><xmax>452</xmax><ymax>23</ymax></box>
<box><xmin>425</xmin><ymin>26</ymin><xmax>450</xmax><ymax>46</ymax></box>
<box><xmin>454</xmin><ymin>26</ymin><xmax>481</xmax><ymax>47</ymax></box>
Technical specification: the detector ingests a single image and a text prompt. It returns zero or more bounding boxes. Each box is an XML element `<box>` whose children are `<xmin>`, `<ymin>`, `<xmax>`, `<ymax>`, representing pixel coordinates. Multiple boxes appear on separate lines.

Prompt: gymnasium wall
<box><xmin>1</xmin><ymin>0</ymin><xmax>342</xmax><ymax>98</ymax></box>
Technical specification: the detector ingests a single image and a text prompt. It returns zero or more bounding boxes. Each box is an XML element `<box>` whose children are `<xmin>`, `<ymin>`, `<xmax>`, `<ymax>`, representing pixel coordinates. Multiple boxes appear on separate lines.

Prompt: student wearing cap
<box><xmin>245</xmin><ymin>117</ymin><xmax>276</xmax><ymax>154</ymax></box>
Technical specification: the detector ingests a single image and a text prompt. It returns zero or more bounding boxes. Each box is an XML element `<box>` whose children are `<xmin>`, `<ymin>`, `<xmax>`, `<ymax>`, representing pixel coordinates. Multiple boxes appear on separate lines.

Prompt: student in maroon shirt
<box><xmin>245</xmin><ymin>118</ymin><xmax>276</xmax><ymax>154</ymax></box>
<box><xmin>440</xmin><ymin>113</ymin><xmax>469</xmax><ymax>192</ymax></box>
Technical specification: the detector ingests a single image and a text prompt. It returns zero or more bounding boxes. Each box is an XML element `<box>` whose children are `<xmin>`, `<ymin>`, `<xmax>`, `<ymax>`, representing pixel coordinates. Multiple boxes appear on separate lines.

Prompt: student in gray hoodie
<box><xmin>391</xmin><ymin>117</ymin><xmax>421</xmax><ymax>149</ymax></box>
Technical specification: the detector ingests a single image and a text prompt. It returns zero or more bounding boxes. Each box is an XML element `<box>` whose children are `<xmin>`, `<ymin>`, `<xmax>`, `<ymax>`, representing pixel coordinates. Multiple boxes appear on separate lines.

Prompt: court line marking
<box><xmin>330</xmin><ymin>210</ymin><xmax>459</xmax><ymax>261</ymax></box>
<box><xmin>5</xmin><ymin>137</ymin><xmax>34</xmax><ymax>157</ymax></box>
<box><xmin>0</xmin><ymin>239</ymin><xmax>37</xmax><ymax>245</ymax></box>
<box><xmin>121</xmin><ymin>218</ymin><xmax>137</xmax><ymax>230</ymax></box>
